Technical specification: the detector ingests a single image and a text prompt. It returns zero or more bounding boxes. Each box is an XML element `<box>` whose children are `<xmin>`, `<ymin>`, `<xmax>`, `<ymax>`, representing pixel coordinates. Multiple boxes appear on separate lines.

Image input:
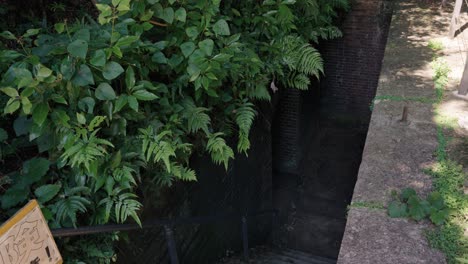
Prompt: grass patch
<box><xmin>348</xmin><ymin>201</ymin><xmax>385</xmax><ymax>211</ymax></box>
<box><xmin>435</xmin><ymin>113</ymin><xmax>460</xmax><ymax>131</ymax></box>
<box><xmin>425</xmin><ymin>50</ymin><xmax>468</xmax><ymax>264</ymax></box>
<box><xmin>428</xmin><ymin>39</ymin><xmax>444</xmax><ymax>52</ymax></box>
<box><xmin>370</xmin><ymin>95</ymin><xmax>436</xmax><ymax>111</ymax></box>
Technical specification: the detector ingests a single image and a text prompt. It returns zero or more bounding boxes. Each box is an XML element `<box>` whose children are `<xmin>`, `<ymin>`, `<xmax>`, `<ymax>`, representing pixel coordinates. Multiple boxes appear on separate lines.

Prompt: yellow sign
<box><xmin>0</xmin><ymin>200</ymin><xmax>62</xmax><ymax>264</ymax></box>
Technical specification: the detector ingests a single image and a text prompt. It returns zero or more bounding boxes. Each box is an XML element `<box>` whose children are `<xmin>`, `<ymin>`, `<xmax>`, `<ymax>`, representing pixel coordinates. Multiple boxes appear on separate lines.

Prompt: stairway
<box><xmin>221</xmin><ymin>248</ymin><xmax>336</xmax><ymax>264</ymax></box>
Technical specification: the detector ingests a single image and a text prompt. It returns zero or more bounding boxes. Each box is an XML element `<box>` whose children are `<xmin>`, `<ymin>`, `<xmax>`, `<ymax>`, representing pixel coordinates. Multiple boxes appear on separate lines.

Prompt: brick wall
<box><xmin>273</xmin><ymin>88</ymin><xmax>302</xmax><ymax>174</ymax></box>
<box><xmin>273</xmin><ymin>0</ymin><xmax>392</xmax><ymax>175</ymax></box>
<box><xmin>319</xmin><ymin>0</ymin><xmax>393</xmax><ymax>122</ymax></box>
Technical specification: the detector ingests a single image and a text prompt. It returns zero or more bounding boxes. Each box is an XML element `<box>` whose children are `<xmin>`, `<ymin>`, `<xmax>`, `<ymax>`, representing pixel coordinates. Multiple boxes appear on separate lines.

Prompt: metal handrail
<box><xmin>51</xmin><ymin>209</ymin><xmax>279</xmax><ymax>264</ymax></box>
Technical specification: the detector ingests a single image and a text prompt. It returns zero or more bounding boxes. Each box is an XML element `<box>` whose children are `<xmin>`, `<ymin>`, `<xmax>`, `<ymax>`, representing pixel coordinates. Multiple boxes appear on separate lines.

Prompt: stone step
<box><xmin>255</xmin><ymin>249</ymin><xmax>336</xmax><ymax>264</ymax></box>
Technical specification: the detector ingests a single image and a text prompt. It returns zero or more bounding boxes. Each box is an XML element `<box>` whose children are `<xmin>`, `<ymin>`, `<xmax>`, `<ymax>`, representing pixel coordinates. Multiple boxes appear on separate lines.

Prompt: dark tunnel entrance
<box><xmin>271</xmin><ymin>0</ymin><xmax>393</xmax><ymax>259</ymax></box>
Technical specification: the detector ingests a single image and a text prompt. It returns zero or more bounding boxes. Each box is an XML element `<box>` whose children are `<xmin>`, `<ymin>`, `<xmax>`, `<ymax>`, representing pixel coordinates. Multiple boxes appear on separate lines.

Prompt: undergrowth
<box><xmin>425</xmin><ymin>42</ymin><xmax>467</xmax><ymax>264</ymax></box>
<box><xmin>386</xmin><ymin>40</ymin><xmax>467</xmax><ymax>263</ymax></box>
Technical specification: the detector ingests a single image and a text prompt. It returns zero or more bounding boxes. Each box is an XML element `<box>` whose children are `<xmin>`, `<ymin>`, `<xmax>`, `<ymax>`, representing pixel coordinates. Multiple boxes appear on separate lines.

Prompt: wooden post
<box><xmin>459</xmin><ymin>56</ymin><xmax>468</xmax><ymax>95</ymax></box>
<box><xmin>449</xmin><ymin>0</ymin><xmax>463</xmax><ymax>38</ymax></box>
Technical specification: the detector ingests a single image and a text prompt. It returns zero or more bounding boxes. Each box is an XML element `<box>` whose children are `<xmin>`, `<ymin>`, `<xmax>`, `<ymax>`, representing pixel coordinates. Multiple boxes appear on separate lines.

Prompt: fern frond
<box><xmin>61</xmin><ymin>132</ymin><xmax>114</xmax><ymax>171</ymax></box>
<box><xmin>172</xmin><ymin>165</ymin><xmax>197</xmax><ymax>182</ymax></box>
<box><xmin>246</xmin><ymin>84</ymin><xmax>271</xmax><ymax>101</ymax></box>
<box><xmin>237</xmin><ymin>131</ymin><xmax>251</xmax><ymax>155</ymax></box>
<box><xmin>297</xmin><ymin>44</ymin><xmax>323</xmax><ymax>77</ymax></box>
<box><xmin>113</xmin><ymin>166</ymin><xmax>137</xmax><ymax>187</ymax></box>
<box><xmin>206</xmin><ymin>133</ymin><xmax>234</xmax><ymax>170</ymax></box>
<box><xmin>98</xmin><ymin>188</ymin><xmax>142</xmax><ymax>226</ymax></box>
<box><xmin>55</xmin><ymin>196</ymin><xmax>91</xmax><ymax>226</ymax></box>
<box><xmin>235</xmin><ymin>101</ymin><xmax>257</xmax><ymax>134</ymax></box>
<box><xmin>181</xmin><ymin>98</ymin><xmax>211</xmax><ymax>134</ymax></box>
<box><xmin>286</xmin><ymin>73</ymin><xmax>311</xmax><ymax>90</ymax></box>
<box><xmin>139</xmin><ymin>127</ymin><xmax>176</xmax><ymax>172</ymax></box>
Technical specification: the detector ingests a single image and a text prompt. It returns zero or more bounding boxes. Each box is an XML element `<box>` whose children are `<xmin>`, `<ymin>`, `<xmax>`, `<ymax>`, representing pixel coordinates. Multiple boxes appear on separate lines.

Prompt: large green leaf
<box><xmin>96</xmin><ymin>83</ymin><xmax>117</xmax><ymax>100</ymax></box>
<box><xmin>35</xmin><ymin>184</ymin><xmax>61</xmax><ymax>203</ymax></box>
<box><xmin>103</xmin><ymin>61</ymin><xmax>124</xmax><ymax>80</ymax></box>
<box><xmin>4</xmin><ymin>99</ymin><xmax>20</xmax><ymax>114</ymax></box>
<box><xmin>388</xmin><ymin>201</ymin><xmax>408</xmax><ymax>218</ymax></box>
<box><xmin>23</xmin><ymin>157</ymin><xmax>50</xmax><ymax>184</ymax></box>
<box><xmin>133</xmin><ymin>90</ymin><xmax>158</xmax><ymax>101</ymax></box>
<box><xmin>407</xmin><ymin>196</ymin><xmax>428</xmax><ymax>221</ymax></box>
<box><xmin>213</xmin><ymin>19</ymin><xmax>230</xmax><ymax>36</ymax></box>
<box><xmin>125</xmin><ymin>67</ymin><xmax>135</xmax><ymax>90</ymax></box>
<box><xmin>1</xmin><ymin>185</ymin><xmax>27</xmax><ymax>209</ymax></box>
<box><xmin>67</xmin><ymin>39</ymin><xmax>88</xmax><ymax>59</ymax></box>
<box><xmin>180</xmin><ymin>42</ymin><xmax>196</xmax><ymax>58</ymax></box>
<box><xmin>199</xmin><ymin>39</ymin><xmax>214</xmax><ymax>56</ymax></box>
<box><xmin>90</xmin><ymin>50</ymin><xmax>107</xmax><ymax>67</ymax></box>
<box><xmin>72</xmin><ymin>64</ymin><xmax>95</xmax><ymax>86</ymax></box>
<box><xmin>175</xmin><ymin>8</ymin><xmax>187</xmax><ymax>22</ymax></box>
<box><xmin>32</xmin><ymin>103</ymin><xmax>49</xmax><ymax>125</ymax></box>
<box><xmin>115</xmin><ymin>36</ymin><xmax>139</xmax><ymax>47</ymax></box>
<box><xmin>73</xmin><ymin>29</ymin><xmax>91</xmax><ymax>42</ymax></box>
<box><xmin>159</xmin><ymin>7</ymin><xmax>174</xmax><ymax>24</ymax></box>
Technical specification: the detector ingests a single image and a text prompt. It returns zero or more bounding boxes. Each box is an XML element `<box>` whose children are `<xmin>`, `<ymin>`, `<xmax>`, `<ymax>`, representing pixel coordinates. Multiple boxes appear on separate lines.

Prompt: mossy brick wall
<box><xmin>319</xmin><ymin>0</ymin><xmax>393</xmax><ymax>122</ymax></box>
<box><xmin>272</xmin><ymin>0</ymin><xmax>392</xmax><ymax>176</ymax></box>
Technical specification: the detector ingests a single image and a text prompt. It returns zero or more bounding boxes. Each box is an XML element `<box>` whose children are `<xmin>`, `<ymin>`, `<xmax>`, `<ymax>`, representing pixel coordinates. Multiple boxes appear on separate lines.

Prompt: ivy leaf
<box><xmin>159</xmin><ymin>7</ymin><xmax>174</xmax><ymax>24</ymax></box>
<box><xmin>186</xmin><ymin>27</ymin><xmax>199</xmax><ymax>39</ymax></box>
<box><xmin>32</xmin><ymin>103</ymin><xmax>49</xmax><ymax>125</ymax></box>
<box><xmin>180</xmin><ymin>42</ymin><xmax>196</xmax><ymax>58</ymax></box>
<box><xmin>90</xmin><ymin>50</ymin><xmax>107</xmax><ymax>67</ymax></box>
<box><xmin>152</xmin><ymin>51</ymin><xmax>167</xmax><ymax>64</ymax></box>
<box><xmin>95</xmin><ymin>83</ymin><xmax>117</xmax><ymax>101</ymax></box>
<box><xmin>388</xmin><ymin>201</ymin><xmax>408</xmax><ymax>218</ymax></box>
<box><xmin>72</xmin><ymin>64</ymin><xmax>95</xmax><ymax>86</ymax></box>
<box><xmin>103</xmin><ymin>61</ymin><xmax>124</xmax><ymax>80</ymax></box>
<box><xmin>35</xmin><ymin>184</ymin><xmax>61</xmax><ymax>203</ymax></box>
<box><xmin>133</xmin><ymin>90</ymin><xmax>158</xmax><ymax>101</ymax></box>
<box><xmin>199</xmin><ymin>39</ymin><xmax>214</xmax><ymax>56</ymax></box>
<box><xmin>175</xmin><ymin>8</ymin><xmax>187</xmax><ymax>22</ymax></box>
<box><xmin>23</xmin><ymin>157</ymin><xmax>50</xmax><ymax>184</ymax></box>
<box><xmin>67</xmin><ymin>40</ymin><xmax>88</xmax><ymax>59</ymax></box>
<box><xmin>213</xmin><ymin>19</ymin><xmax>230</xmax><ymax>36</ymax></box>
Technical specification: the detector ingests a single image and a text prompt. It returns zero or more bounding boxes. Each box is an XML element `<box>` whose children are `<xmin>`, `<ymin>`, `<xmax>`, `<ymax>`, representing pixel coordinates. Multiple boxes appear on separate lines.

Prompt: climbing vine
<box><xmin>0</xmin><ymin>0</ymin><xmax>348</xmax><ymax>262</ymax></box>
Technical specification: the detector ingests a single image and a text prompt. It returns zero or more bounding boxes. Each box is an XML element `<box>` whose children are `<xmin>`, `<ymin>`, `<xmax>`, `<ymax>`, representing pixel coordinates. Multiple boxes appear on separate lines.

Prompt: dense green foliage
<box><xmin>0</xmin><ymin>0</ymin><xmax>347</xmax><ymax>262</ymax></box>
<box><xmin>388</xmin><ymin>188</ymin><xmax>449</xmax><ymax>225</ymax></box>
